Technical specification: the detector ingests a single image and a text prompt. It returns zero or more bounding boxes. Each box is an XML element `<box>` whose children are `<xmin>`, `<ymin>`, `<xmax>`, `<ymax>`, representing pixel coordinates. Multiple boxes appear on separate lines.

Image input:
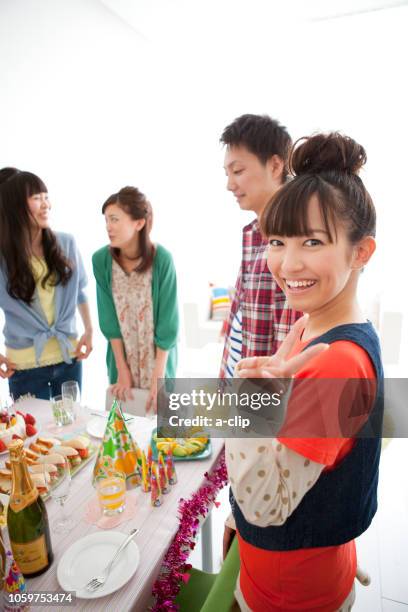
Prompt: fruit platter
<box><xmin>0</xmin><ymin>433</ymin><xmax>97</xmax><ymax>499</ymax></box>
<box><xmin>151</xmin><ymin>430</ymin><xmax>211</xmax><ymax>461</ymax></box>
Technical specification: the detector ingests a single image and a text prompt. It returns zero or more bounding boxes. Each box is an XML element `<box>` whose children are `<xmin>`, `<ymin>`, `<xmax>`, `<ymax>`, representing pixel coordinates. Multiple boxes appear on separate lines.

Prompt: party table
<box><xmin>2</xmin><ymin>398</ymin><xmax>225</xmax><ymax>612</ymax></box>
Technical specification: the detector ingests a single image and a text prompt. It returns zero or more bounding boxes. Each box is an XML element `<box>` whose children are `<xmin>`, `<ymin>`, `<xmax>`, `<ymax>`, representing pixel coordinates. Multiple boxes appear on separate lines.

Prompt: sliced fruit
<box><xmin>172</xmin><ymin>446</ymin><xmax>188</xmax><ymax>457</ymax></box>
<box><xmin>25</xmin><ymin>424</ymin><xmax>38</xmax><ymax>437</ymax></box>
<box><xmin>24</xmin><ymin>413</ymin><xmax>36</xmax><ymax>426</ymax></box>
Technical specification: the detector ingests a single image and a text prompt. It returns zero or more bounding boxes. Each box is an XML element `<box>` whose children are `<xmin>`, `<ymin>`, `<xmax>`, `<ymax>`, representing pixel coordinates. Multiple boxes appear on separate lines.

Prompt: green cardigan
<box><xmin>92</xmin><ymin>244</ymin><xmax>178</xmax><ymax>384</ymax></box>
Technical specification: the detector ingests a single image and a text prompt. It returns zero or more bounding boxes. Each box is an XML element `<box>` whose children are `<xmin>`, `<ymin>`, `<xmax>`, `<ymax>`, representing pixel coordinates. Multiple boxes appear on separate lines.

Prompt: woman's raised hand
<box><xmin>0</xmin><ymin>353</ymin><xmax>16</xmax><ymax>379</ymax></box>
<box><xmin>235</xmin><ymin>315</ymin><xmax>329</xmax><ymax>380</ymax></box>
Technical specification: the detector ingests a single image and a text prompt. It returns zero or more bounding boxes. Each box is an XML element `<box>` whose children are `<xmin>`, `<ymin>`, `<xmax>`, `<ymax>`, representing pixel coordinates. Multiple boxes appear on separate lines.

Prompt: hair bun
<box><xmin>291</xmin><ymin>133</ymin><xmax>366</xmax><ymax>177</ymax></box>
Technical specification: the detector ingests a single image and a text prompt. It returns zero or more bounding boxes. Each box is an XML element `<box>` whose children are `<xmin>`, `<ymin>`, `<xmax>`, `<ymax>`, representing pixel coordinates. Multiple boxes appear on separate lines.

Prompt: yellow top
<box><xmin>6</xmin><ymin>258</ymin><xmax>76</xmax><ymax>370</ymax></box>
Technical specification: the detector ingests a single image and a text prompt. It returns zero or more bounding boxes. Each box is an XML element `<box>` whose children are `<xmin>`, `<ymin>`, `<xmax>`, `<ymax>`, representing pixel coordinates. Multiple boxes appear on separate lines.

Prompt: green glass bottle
<box><xmin>7</xmin><ymin>439</ymin><xmax>53</xmax><ymax>577</ymax></box>
<box><xmin>0</xmin><ymin>529</ymin><xmax>6</xmax><ymax>590</ymax></box>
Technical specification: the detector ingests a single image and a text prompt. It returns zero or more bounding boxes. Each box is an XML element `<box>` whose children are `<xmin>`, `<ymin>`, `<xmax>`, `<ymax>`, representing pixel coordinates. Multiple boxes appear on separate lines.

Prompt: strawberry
<box><xmin>12</xmin><ymin>434</ymin><xmax>23</xmax><ymax>440</ymax></box>
<box><xmin>24</xmin><ymin>413</ymin><xmax>36</xmax><ymax>426</ymax></box>
<box><xmin>25</xmin><ymin>424</ymin><xmax>37</xmax><ymax>437</ymax></box>
<box><xmin>0</xmin><ymin>439</ymin><xmax>7</xmax><ymax>452</ymax></box>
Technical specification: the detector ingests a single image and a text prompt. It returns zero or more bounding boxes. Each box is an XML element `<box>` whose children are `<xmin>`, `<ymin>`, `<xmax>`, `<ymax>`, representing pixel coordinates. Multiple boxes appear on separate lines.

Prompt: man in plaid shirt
<box><xmin>220</xmin><ymin>114</ymin><xmax>302</xmax><ymax>378</ymax></box>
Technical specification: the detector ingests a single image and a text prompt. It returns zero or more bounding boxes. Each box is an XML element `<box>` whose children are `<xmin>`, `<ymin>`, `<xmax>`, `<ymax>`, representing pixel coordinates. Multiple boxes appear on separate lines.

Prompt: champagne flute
<box><xmin>50</xmin><ymin>458</ymin><xmax>74</xmax><ymax>533</ymax></box>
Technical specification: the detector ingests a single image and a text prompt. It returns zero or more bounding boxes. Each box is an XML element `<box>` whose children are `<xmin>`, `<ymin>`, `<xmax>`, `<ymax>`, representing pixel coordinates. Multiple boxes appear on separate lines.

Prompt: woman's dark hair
<box><xmin>261</xmin><ymin>132</ymin><xmax>376</xmax><ymax>243</ymax></box>
<box><xmin>0</xmin><ymin>167</ymin><xmax>73</xmax><ymax>304</ymax></box>
<box><xmin>102</xmin><ymin>186</ymin><xmax>155</xmax><ymax>272</ymax></box>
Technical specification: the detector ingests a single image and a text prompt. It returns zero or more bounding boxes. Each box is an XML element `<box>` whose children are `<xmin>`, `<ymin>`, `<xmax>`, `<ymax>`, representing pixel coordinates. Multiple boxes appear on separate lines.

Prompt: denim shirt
<box><xmin>0</xmin><ymin>232</ymin><xmax>87</xmax><ymax>365</ymax></box>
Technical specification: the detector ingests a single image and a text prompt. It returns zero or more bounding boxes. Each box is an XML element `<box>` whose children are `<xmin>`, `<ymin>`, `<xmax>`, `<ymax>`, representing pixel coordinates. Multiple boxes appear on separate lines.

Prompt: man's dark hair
<box><xmin>220</xmin><ymin>114</ymin><xmax>292</xmax><ymax>179</ymax></box>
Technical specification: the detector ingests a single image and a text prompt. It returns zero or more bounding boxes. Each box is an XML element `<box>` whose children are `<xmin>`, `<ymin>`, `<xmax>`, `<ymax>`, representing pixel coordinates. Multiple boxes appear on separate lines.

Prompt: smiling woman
<box><xmin>226</xmin><ymin>133</ymin><xmax>383</xmax><ymax>612</ymax></box>
<box><xmin>263</xmin><ymin>133</ymin><xmax>376</xmax><ymax>336</ymax></box>
<box><xmin>0</xmin><ymin>167</ymin><xmax>93</xmax><ymax>400</ymax></box>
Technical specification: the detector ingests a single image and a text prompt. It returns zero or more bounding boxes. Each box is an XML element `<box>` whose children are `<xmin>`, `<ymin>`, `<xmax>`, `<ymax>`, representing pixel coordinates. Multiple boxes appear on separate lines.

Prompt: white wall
<box><xmin>1</xmin><ymin>0</ymin><xmax>407</xmax><ymax>404</ymax></box>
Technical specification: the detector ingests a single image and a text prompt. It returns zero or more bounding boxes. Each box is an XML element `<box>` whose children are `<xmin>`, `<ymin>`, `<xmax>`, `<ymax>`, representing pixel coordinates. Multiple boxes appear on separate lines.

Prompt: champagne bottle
<box><xmin>0</xmin><ymin>530</ymin><xmax>6</xmax><ymax>590</ymax></box>
<box><xmin>7</xmin><ymin>439</ymin><xmax>53</xmax><ymax>577</ymax></box>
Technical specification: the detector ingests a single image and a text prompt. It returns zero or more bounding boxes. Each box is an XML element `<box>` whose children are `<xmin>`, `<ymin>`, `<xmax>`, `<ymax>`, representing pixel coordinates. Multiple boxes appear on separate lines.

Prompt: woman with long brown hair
<box><xmin>0</xmin><ymin>167</ymin><xmax>93</xmax><ymax>400</ymax></box>
<box><xmin>92</xmin><ymin>186</ymin><xmax>178</xmax><ymax>413</ymax></box>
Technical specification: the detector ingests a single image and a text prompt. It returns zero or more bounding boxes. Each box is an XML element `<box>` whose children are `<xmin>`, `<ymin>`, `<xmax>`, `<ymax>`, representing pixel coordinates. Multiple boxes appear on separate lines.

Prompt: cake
<box><xmin>0</xmin><ymin>414</ymin><xmax>26</xmax><ymax>449</ymax></box>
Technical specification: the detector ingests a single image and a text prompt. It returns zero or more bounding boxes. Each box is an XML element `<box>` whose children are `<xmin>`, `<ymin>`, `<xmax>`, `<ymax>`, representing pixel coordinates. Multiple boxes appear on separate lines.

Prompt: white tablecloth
<box><xmin>4</xmin><ymin>398</ymin><xmax>224</xmax><ymax>612</ymax></box>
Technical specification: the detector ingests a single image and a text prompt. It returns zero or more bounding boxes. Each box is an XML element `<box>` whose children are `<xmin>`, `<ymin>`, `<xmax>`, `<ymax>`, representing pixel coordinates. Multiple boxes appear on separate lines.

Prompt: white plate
<box><xmin>86</xmin><ymin>416</ymin><xmax>108</xmax><ymax>439</ymax></box>
<box><xmin>87</xmin><ymin>415</ymin><xmax>154</xmax><ymax>441</ymax></box>
<box><xmin>57</xmin><ymin>531</ymin><xmax>140</xmax><ymax>599</ymax></box>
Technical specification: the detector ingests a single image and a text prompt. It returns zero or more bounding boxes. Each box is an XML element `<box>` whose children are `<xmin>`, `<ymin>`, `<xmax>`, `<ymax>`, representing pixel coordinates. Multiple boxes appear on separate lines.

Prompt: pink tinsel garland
<box><xmin>151</xmin><ymin>450</ymin><xmax>228</xmax><ymax>611</ymax></box>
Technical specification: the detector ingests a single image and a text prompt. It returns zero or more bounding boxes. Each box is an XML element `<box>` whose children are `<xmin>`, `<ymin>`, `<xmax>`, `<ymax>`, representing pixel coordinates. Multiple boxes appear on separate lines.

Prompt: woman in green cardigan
<box><xmin>92</xmin><ymin>186</ymin><xmax>178</xmax><ymax>413</ymax></box>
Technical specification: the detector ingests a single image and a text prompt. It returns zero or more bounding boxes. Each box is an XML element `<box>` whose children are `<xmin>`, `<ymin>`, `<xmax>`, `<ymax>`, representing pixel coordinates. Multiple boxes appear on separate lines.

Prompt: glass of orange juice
<box><xmin>95</xmin><ymin>471</ymin><xmax>126</xmax><ymax>516</ymax></box>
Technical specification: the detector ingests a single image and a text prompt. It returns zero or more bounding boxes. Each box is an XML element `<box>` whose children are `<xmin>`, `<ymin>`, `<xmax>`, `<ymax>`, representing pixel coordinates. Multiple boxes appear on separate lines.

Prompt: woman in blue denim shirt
<box><xmin>0</xmin><ymin>167</ymin><xmax>93</xmax><ymax>400</ymax></box>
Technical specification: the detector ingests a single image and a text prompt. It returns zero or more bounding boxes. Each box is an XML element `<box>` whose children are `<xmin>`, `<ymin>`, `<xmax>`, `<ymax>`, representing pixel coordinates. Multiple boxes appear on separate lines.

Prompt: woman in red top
<box><xmin>225</xmin><ymin>132</ymin><xmax>380</xmax><ymax>611</ymax></box>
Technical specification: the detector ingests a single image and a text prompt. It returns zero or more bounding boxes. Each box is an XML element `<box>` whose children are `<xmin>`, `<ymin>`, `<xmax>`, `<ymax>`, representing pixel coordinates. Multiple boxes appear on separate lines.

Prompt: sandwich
<box><xmin>29</xmin><ymin>442</ymin><xmax>49</xmax><ymax>455</ymax></box>
<box><xmin>35</xmin><ymin>453</ymin><xmax>65</xmax><ymax>470</ymax></box>
<box><xmin>24</xmin><ymin>448</ymin><xmax>40</xmax><ymax>462</ymax></box>
<box><xmin>37</xmin><ymin>436</ymin><xmax>61</xmax><ymax>449</ymax></box>
<box><xmin>31</xmin><ymin>473</ymin><xmax>49</xmax><ymax>494</ymax></box>
<box><xmin>0</xmin><ymin>468</ymin><xmax>11</xmax><ymax>480</ymax></box>
<box><xmin>52</xmin><ymin>445</ymin><xmax>81</xmax><ymax>468</ymax></box>
<box><xmin>29</xmin><ymin>463</ymin><xmax>58</xmax><ymax>481</ymax></box>
<box><xmin>61</xmin><ymin>436</ymin><xmax>90</xmax><ymax>459</ymax></box>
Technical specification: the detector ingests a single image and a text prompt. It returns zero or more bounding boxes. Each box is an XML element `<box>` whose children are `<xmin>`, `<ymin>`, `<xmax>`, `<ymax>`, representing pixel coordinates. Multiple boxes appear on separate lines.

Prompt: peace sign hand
<box><xmin>235</xmin><ymin>315</ymin><xmax>329</xmax><ymax>380</ymax></box>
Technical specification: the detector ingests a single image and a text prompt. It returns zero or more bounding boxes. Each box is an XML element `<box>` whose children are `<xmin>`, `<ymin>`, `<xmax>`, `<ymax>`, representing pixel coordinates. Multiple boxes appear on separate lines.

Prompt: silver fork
<box><xmin>85</xmin><ymin>528</ymin><xmax>140</xmax><ymax>592</ymax></box>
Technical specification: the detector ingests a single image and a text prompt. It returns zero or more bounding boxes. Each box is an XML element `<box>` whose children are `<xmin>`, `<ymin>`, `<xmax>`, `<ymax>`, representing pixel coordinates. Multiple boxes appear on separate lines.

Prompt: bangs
<box><xmin>261</xmin><ymin>175</ymin><xmax>340</xmax><ymax>242</ymax></box>
<box><xmin>23</xmin><ymin>172</ymin><xmax>47</xmax><ymax>196</ymax></box>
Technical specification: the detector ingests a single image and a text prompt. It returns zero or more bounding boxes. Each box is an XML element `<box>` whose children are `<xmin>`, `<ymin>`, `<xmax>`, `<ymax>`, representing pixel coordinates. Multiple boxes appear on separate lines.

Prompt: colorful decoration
<box><xmin>151</xmin><ymin>451</ymin><xmax>228</xmax><ymax>611</ymax></box>
<box><xmin>166</xmin><ymin>447</ymin><xmax>177</xmax><ymax>486</ymax></box>
<box><xmin>150</xmin><ymin>462</ymin><xmax>163</xmax><ymax>507</ymax></box>
<box><xmin>3</xmin><ymin>551</ymin><xmax>29</xmax><ymax>611</ymax></box>
<box><xmin>141</xmin><ymin>450</ymin><xmax>150</xmax><ymax>493</ymax></box>
<box><xmin>158</xmin><ymin>453</ymin><xmax>169</xmax><ymax>494</ymax></box>
<box><xmin>93</xmin><ymin>399</ymin><xmax>141</xmax><ymax>488</ymax></box>
<box><xmin>147</xmin><ymin>444</ymin><xmax>153</xmax><ymax>474</ymax></box>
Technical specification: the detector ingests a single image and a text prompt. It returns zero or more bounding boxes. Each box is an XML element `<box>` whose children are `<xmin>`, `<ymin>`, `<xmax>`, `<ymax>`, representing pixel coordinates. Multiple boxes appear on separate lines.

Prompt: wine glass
<box><xmin>50</xmin><ymin>458</ymin><xmax>74</xmax><ymax>533</ymax></box>
<box><xmin>61</xmin><ymin>380</ymin><xmax>81</xmax><ymax>421</ymax></box>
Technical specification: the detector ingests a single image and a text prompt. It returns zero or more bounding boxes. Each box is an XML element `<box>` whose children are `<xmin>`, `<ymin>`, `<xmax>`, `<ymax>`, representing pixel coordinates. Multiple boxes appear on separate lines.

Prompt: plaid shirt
<box><xmin>219</xmin><ymin>219</ymin><xmax>302</xmax><ymax>378</ymax></box>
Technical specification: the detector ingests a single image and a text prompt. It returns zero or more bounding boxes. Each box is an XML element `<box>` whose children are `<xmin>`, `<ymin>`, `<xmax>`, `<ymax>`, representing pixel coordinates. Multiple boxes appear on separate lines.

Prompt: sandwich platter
<box><xmin>0</xmin><ymin>433</ymin><xmax>98</xmax><ymax>500</ymax></box>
